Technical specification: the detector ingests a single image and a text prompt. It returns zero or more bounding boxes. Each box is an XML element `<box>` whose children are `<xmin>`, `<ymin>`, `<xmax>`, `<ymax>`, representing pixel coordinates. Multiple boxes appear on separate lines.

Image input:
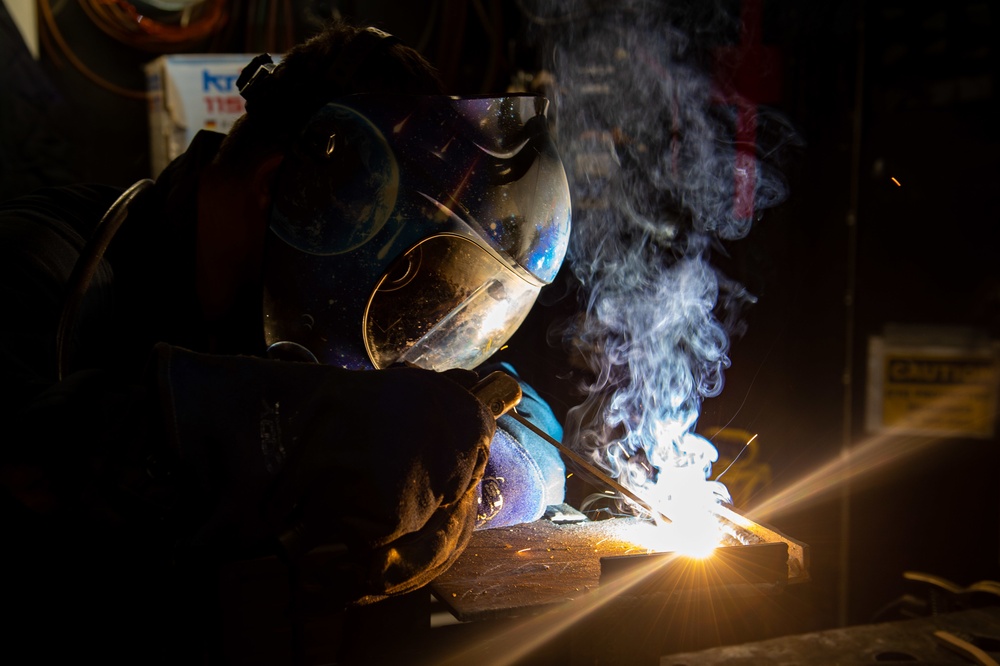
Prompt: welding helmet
<box><xmin>261</xmin><ymin>94</ymin><xmax>571</xmax><ymax>370</ymax></box>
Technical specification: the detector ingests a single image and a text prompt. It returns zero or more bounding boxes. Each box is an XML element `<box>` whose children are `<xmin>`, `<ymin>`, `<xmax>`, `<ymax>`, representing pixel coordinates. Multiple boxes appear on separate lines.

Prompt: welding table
<box><xmin>409</xmin><ymin>510</ymin><xmax>808</xmax><ymax>665</ymax></box>
<box><xmin>218</xmin><ymin>511</ymin><xmax>810</xmax><ymax>665</ymax></box>
<box><xmin>430</xmin><ymin>509</ymin><xmax>808</xmax><ymax>622</ymax></box>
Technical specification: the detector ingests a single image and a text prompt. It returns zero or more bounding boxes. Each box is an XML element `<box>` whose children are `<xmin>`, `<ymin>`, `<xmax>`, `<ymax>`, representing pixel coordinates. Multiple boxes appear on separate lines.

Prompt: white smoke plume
<box><xmin>523</xmin><ymin>0</ymin><xmax>793</xmax><ymax>518</ymax></box>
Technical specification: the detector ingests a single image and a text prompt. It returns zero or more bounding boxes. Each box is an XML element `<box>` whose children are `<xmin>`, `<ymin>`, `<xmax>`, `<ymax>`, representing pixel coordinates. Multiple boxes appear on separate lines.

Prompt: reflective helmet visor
<box><xmin>262</xmin><ymin>94</ymin><xmax>571</xmax><ymax>369</ymax></box>
<box><xmin>365</xmin><ymin>233</ymin><xmax>540</xmax><ymax>371</ymax></box>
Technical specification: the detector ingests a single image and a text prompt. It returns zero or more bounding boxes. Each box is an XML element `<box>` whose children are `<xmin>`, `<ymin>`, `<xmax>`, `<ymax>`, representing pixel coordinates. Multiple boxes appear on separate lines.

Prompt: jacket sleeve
<box><xmin>154</xmin><ymin>344</ymin><xmax>494</xmax><ymax>602</ymax></box>
<box><xmin>0</xmin><ymin>187</ymin><xmax>495</xmax><ymax>604</ymax></box>
<box><xmin>0</xmin><ymin>185</ymin><xmax>144</xmax><ymax>514</ymax></box>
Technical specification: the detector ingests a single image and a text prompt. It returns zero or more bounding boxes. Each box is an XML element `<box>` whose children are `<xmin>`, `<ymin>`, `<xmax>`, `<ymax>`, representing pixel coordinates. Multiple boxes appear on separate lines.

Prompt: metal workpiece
<box><xmin>600</xmin><ymin>542</ymin><xmax>791</xmax><ymax>599</ymax></box>
<box><xmin>431</xmin><ymin>508</ymin><xmax>809</xmax><ymax>624</ymax></box>
<box><xmin>713</xmin><ymin>504</ymin><xmax>810</xmax><ymax>584</ymax></box>
<box><xmin>432</xmin><ymin>516</ymin><xmax>663</xmax><ymax>622</ymax></box>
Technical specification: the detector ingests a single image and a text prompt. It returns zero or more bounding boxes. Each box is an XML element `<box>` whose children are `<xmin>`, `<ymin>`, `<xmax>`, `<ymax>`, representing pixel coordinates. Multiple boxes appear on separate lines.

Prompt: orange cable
<box><xmin>80</xmin><ymin>0</ymin><xmax>228</xmax><ymax>52</ymax></box>
<box><xmin>38</xmin><ymin>0</ymin><xmax>147</xmax><ymax>100</ymax></box>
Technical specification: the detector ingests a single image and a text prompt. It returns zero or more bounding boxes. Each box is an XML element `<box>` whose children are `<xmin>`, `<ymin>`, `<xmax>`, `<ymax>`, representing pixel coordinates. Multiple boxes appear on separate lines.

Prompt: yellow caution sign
<box><xmin>874</xmin><ymin>350</ymin><xmax>998</xmax><ymax>438</ymax></box>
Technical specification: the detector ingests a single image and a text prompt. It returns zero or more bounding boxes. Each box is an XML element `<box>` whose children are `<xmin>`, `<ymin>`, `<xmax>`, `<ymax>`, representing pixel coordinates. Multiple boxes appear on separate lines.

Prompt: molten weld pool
<box><xmin>430</xmin><ymin>507</ymin><xmax>808</xmax><ymax>623</ymax></box>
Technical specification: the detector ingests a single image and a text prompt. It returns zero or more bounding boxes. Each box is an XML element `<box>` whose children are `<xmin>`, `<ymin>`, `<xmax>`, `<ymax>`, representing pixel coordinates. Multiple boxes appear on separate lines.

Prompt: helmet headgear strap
<box><xmin>328</xmin><ymin>27</ymin><xmax>400</xmax><ymax>90</ymax></box>
<box><xmin>237</xmin><ymin>27</ymin><xmax>401</xmax><ymax>119</ymax></box>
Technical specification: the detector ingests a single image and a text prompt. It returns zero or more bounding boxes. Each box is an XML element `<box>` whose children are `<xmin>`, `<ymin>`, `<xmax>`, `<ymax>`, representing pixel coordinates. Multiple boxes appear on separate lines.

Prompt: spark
<box><xmin>891</xmin><ymin>177</ymin><xmax>901</xmax><ymax>186</ymax></box>
<box><xmin>713</xmin><ymin>433</ymin><xmax>758</xmax><ymax>482</ymax></box>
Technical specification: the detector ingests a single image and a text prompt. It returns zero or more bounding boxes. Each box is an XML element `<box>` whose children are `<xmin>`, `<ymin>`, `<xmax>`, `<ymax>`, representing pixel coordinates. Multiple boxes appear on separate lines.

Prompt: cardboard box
<box><xmin>145</xmin><ymin>54</ymin><xmax>260</xmax><ymax>176</ymax></box>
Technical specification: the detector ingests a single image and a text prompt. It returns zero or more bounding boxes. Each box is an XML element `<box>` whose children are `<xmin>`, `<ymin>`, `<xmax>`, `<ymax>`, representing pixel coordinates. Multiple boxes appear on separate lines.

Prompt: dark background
<box><xmin>3</xmin><ymin>0</ymin><xmax>998</xmax><ymax>646</ymax></box>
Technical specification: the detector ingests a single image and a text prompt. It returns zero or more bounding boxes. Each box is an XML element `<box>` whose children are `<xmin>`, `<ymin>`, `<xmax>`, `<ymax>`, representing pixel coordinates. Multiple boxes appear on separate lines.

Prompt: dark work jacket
<box><xmin>0</xmin><ymin>130</ymin><xmax>245</xmax><ymax>494</ymax></box>
<box><xmin>0</xmin><ymin>131</ymin><xmax>236</xmax><ymax>661</ymax></box>
<box><xmin>0</xmin><ymin>130</ymin><xmax>493</xmax><ymax>663</ymax></box>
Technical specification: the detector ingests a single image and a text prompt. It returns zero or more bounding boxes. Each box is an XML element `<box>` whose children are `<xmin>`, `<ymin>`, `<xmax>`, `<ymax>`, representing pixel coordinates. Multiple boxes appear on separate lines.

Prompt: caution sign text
<box><xmin>881</xmin><ymin>355</ymin><xmax>998</xmax><ymax>438</ymax></box>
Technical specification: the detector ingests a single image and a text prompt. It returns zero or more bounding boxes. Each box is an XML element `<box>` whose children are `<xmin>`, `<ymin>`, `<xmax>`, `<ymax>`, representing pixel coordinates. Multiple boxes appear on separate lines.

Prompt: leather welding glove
<box><xmin>152</xmin><ymin>343</ymin><xmax>492</xmax><ymax>603</ymax></box>
<box><xmin>474</xmin><ymin>362</ymin><xmax>566</xmax><ymax>529</ymax></box>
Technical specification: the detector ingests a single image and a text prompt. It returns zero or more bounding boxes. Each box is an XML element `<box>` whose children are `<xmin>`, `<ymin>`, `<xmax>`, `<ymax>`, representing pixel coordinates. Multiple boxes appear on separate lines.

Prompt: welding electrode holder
<box><xmin>470</xmin><ymin>371</ymin><xmax>523</xmax><ymax>419</ymax></box>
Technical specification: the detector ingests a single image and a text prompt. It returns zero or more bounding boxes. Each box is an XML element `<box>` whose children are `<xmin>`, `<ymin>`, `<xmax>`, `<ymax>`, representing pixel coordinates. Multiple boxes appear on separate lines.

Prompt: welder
<box><xmin>0</xmin><ymin>20</ymin><xmax>570</xmax><ymax>661</ymax></box>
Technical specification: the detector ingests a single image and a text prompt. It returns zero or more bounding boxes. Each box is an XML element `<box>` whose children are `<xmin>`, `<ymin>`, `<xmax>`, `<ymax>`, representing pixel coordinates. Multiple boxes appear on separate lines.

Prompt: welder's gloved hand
<box><xmin>152</xmin><ymin>344</ymin><xmax>493</xmax><ymax>604</ymax></box>
<box><xmin>474</xmin><ymin>362</ymin><xmax>565</xmax><ymax>529</ymax></box>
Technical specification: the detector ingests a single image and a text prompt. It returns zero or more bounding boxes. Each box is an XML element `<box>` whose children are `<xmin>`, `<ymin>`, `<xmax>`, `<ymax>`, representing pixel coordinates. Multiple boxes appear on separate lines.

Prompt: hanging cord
<box><xmin>78</xmin><ymin>0</ymin><xmax>229</xmax><ymax>53</ymax></box>
<box><xmin>56</xmin><ymin>179</ymin><xmax>155</xmax><ymax>381</ymax></box>
<box><xmin>38</xmin><ymin>0</ymin><xmax>148</xmax><ymax>100</ymax></box>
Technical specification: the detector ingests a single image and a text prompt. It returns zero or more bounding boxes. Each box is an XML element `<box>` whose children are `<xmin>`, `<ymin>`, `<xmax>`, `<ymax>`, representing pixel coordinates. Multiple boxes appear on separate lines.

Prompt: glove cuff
<box><xmin>475</xmin><ymin>363</ymin><xmax>566</xmax><ymax>529</ymax></box>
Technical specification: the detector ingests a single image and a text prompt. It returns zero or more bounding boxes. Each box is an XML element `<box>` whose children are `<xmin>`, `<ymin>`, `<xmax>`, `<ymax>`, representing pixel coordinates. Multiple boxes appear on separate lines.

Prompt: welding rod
<box><xmin>471</xmin><ymin>372</ymin><xmax>672</xmax><ymax>524</ymax></box>
<box><xmin>506</xmin><ymin>411</ymin><xmax>673</xmax><ymax>524</ymax></box>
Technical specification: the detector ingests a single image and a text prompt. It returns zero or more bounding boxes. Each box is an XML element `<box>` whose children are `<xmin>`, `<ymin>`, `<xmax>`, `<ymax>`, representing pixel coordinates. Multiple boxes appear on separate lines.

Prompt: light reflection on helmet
<box><xmin>262</xmin><ymin>94</ymin><xmax>571</xmax><ymax>370</ymax></box>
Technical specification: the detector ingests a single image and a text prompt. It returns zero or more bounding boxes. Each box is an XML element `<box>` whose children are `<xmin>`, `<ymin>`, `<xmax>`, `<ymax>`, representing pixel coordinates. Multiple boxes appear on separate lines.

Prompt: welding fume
<box><xmin>516</xmin><ymin>0</ymin><xmax>794</xmax><ymax>554</ymax></box>
<box><xmin>0</xmin><ymin>19</ymin><xmax>571</xmax><ymax>662</ymax></box>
